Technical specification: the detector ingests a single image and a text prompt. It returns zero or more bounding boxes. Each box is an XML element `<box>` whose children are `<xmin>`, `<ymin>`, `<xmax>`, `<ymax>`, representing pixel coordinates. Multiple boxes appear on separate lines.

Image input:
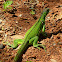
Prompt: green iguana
<box><xmin>7</xmin><ymin>8</ymin><xmax>49</xmax><ymax>62</ymax></box>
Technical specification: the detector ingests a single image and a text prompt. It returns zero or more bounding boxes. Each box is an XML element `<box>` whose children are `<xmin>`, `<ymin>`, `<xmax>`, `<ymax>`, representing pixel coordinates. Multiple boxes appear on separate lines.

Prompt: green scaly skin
<box><xmin>13</xmin><ymin>8</ymin><xmax>49</xmax><ymax>62</ymax></box>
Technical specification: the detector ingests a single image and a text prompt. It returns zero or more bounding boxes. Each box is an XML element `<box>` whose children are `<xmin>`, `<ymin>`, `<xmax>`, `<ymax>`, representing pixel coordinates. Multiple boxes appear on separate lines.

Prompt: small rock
<box><xmin>53</xmin><ymin>43</ymin><xmax>56</xmax><ymax>46</ymax></box>
<box><xmin>25</xmin><ymin>28</ymin><xmax>26</xmax><ymax>30</ymax></box>
<box><xmin>5</xmin><ymin>34</ymin><xmax>7</xmax><ymax>37</ymax></box>
<box><xmin>10</xmin><ymin>27</ymin><xmax>13</xmax><ymax>29</ymax></box>
<box><xmin>18</xmin><ymin>14</ymin><xmax>22</xmax><ymax>17</ymax></box>
<box><xmin>0</xmin><ymin>44</ymin><xmax>3</xmax><ymax>49</ymax></box>
<box><xmin>50</xmin><ymin>59</ymin><xmax>57</xmax><ymax>62</ymax></box>
<box><xmin>0</xmin><ymin>38</ymin><xmax>2</xmax><ymax>41</ymax></box>
<box><xmin>11</xmin><ymin>35</ymin><xmax>24</xmax><ymax>39</ymax></box>
<box><xmin>16</xmin><ymin>21</ymin><xmax>18</xmax><ymax>23</ymax></box>
<box><xmin>0</xmin><ymin>19</ymin><xmax>2</xmax><ymax>24</ymax></box>
<box><xmin>0</xmin><ymin>0</ymin><xmax>3</xmax><ymax>1</ymax></box>
<box><xmin>47</xmin><ymin>17</ymin><xmax>50</xmax><ymax>19</ymax></box>
<box><xmin>0</xmin><ymin>30</ymin><xmax>4</xmax><ymax>34</ymax></box>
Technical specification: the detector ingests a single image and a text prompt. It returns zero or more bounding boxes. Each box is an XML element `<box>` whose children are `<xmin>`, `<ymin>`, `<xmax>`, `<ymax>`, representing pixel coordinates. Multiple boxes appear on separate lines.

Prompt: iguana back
<box><xmin>24</xmin><ymin>8</ymin><xmax>49</xmax><ymax>41</ymax></box>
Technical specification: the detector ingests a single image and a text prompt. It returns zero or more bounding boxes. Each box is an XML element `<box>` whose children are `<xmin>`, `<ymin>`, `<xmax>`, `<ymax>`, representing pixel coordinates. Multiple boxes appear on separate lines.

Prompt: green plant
<box><xmin>30</xmin><ymin>10</ymin><xmax>35</xmax><ymax>15</ymax></box>
<box><xmin>3</xmin><ymin>0</ymin><xmax>13</xmax><ymax>9</ymax></box>
<box><xmin>26</xmin><ymin>61</ymin><xmax>32</xmax><ymax>62</ymax></box>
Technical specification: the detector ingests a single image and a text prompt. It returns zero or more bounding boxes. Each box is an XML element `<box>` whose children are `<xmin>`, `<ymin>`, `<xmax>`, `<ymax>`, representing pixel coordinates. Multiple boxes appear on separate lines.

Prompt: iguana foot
<box><xmin>33</xmin><ymin>44</ymin><xmax>46</xmax><ymax>51</ymax></box>
<box><xmin>7</xmin><ymin>43</ymin><xmax>18</xmax><ymax>48</ymax></box>
<box><xmin>2</xmin><ymin>39</ymin><xmax>24</xmax><ymax>48</ymax></box>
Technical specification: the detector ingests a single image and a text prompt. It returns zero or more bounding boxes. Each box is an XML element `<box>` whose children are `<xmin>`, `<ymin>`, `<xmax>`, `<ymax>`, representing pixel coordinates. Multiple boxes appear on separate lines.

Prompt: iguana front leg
<box><xmin>42</xmin><ymin>24</ymin><xmax>47</xmax><ymax>37</ymax></box>
<box><xmin>7</xmin><ymin>39</ymin><xmax>24</xmax><ymax>48</ymax></box>
<box><xmin>29</xmin><ymin>36</ymin><xmax>46</xmax><ymax>51</ymax></box>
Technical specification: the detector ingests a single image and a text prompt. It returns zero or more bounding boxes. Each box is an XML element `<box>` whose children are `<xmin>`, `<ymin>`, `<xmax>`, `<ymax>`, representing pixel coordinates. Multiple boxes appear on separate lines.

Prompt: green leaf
<box><xmin>3</xmin><ymin>0</ymin><xmax>13</xmax><ymax>9</ymax></box>
<box><xmin>30</xmin><ymin>10</ymin><xmax>35</xmax><ymax>15</ymax></box>
<box><xmin>26</xmin><ymin>61</ymin><xmax>32</xmax><ymax>62</ymax></box>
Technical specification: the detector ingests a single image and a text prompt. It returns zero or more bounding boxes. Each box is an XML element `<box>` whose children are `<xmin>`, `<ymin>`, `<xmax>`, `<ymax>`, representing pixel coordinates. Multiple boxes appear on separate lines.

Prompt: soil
<box><xmin>0</xmin><ymin>0</ymin><xmax>62</xmax><ymax>62</ymax></box>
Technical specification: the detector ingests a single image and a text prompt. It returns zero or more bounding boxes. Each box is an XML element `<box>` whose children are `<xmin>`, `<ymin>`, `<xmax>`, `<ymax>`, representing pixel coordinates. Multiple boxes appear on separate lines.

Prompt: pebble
<box><xmin>0</xmin><ymin>38</ymin><xmax>2</xmax><ymax>41</ymax></box>
<box><xmin>16</xmin><ymin>21</ymin><xmax>18</xmax><ymax>23</ymax></box>
<box><xmin>50</xmin><ymin>59</ymin><xmax>57</xmax><ymax>62</ymax></box>
<box><xmin>0</xmin><ymin>0</ymin><xmax>3</xmax><ymax>1</ymax></box>
<box><xmin>5</xmin><ymin>34</ymin><xmax>7</xmax><ymax>37</ymax></box>
<box><xmin>25</xmin><ymin>28</ymin><xmax>26</xmax><ymax>30</ymax></box>
<box><xmin>47</xmin><ymin>17</ymin><xmax>50</xmax><ymax>19</ymax></box>
<box><xmin>0</xmin><ymin>30</ymin><xmax>4</xmax><ymax>34</ymax></box>
<box><xmin>53</xmin><ymin>43</ymin><xmax>56</xmax><ymax>46</ymax></box>
<box><xmin>0</xmin><ymin>19</ymin><xmax>2</xmax><ymax>24</ymax></box>
<box><xmin>18</xmin><ymin>14</ymin><xmax>22</xmax><ymax>17</ymax></box>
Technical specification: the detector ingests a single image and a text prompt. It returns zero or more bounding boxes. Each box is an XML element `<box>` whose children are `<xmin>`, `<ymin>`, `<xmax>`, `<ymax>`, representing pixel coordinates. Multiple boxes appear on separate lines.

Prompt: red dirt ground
<box><xmin>0</xmin><ymin>0</ymin><xmax>62</xmax><ymax>62</ymax></box>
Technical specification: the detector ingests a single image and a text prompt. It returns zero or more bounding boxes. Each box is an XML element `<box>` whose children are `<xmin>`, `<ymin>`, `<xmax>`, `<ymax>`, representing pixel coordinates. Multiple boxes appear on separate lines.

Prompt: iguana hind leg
<box><xmin>29</xmin><ymin>36</ymin><xmax>46</xmax><ymax>51</ymax></box>
<box><xmin>7</xmin><ymin>39</ymin><xmax>24</xmax><ymax>48</ymax></box>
